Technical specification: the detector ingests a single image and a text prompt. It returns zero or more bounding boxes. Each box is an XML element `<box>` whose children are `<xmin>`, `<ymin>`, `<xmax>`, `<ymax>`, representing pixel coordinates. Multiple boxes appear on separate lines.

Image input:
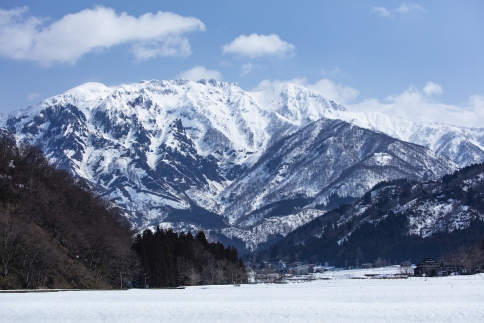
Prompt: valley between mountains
<box><xmin>2</xmin><ymin>79</ymin><xmax>483</xmax><ymax>251</ymax></box>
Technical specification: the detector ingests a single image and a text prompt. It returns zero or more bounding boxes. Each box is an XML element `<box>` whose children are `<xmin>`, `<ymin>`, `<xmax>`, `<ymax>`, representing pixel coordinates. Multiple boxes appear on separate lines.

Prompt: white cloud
<box><xmin>372</xmin><ymin>7</ymin><xmax>394</xmax><ymax>19</ymax></box>
<box><xmin>309</xmin><ymin>79</ymin><xmax>360</xmax><ymax>104</ymax></box>
<box><xmin>241</xmin><ymin>63</ymin><xmax>253</xmax><ymax>76</ymax></box>
<box><xmin>240</xmin><ymin>63</ymin><xmax>262</xmax><ymax>76</ymax></box>
<box><xmin>372</xmin><ymin>3</ymin><xmax>425</xmax><ymax>19</ymax></box>
<box><xmin>253</xmin><ymin>78</ymin><xmax>484</xmax><ymax>127</ymax></box>
<box><xmin>321</xmin><ymin>67</ymin><xmax>342</xmax><ymax>77</ymax></box>
<box><xmin>423</xmin><ymin>82</ymin><xmax>442</xmax><ymax>96</ymax></box>
<box><xmin>27</xmin><ymin>92</ymin><xmax>40</xmax><ymax>101</ymax></box>
<box><xmin>253</xmin><ymin>77</ymin><xmax>307</xmax><ymax>91</ymax></box>
<box><xmin>132</xmin><ymin>36</ymin><xmax>191</xmax><ymax>61</ymax></box>
<box><xmin>397</xmin><ymin>3</ymin><xmax>426</xmax><ymax>14</ymax></box>
<box><xmin>347</xmin><ymin>83</ymin><xmax>484</xmax><ymax>128</ymax></box>
<box><xmin>222</xmin><ymin>34</ymin><xmax>295</xmax><ymax>58</ymax></box>
<box><xmin>0</xmin><ymin>6</ymin><xmax>205</xmax><ymax>65</ymax></box>
<box><xmin>176</xmin><ymin>66</ymin><xmax>222</xmax><ymax>81</ymax></box>
<box><xmin>253</xmin><ymin>77</ymin><xmax>359</xmax><ymax>104</ymax></box>
<box><xmin>218</xmin><ymin>60</ymin><xmax>233</xmax><ymax>67</ymax></box>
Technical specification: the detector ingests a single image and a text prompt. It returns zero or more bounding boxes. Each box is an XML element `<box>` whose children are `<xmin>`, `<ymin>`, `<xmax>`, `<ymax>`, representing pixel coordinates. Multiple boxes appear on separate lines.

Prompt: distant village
<box><xmin>245</xmin><ymin>256</ymin><xmax>482</xmax><ymax>283</ymax></box>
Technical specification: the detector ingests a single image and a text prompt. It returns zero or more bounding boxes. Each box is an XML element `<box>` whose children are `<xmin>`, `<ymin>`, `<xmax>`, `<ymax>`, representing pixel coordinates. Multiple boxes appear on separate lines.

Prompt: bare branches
<box><xmin>0</xmin><ymin>217</ymin><xmax>22</xmax><ymax>278</ymax></box>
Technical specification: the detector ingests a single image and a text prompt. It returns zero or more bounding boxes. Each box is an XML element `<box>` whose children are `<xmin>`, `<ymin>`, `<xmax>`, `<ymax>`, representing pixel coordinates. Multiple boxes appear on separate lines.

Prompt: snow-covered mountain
<box><xmin>2</xmin><ymin>80</ymin><xmax>352</xmax><ymax>226</ymax></box>
<box><xmin>340</xmin><ymin>163</ymin><xmax>484</xmax><ymax>241</ymax></box>
<box><xmin>219</xmin><ymin>118</ymin><xmax>455</xmax><ymax>221</ymax></box>
<box><xmin>1</xmin><ymin>79</ymin><xmax>481</xmax><ymax>250</ymax></box>
<box><xmin>258</xmin><ymin>163</ymin><xmax>484</xmax><ymax>265</ymax></box>
<box><xmin>340</xmin><ymin>112</ymin><xmax>484</xmax><ymax>167</ymax></box>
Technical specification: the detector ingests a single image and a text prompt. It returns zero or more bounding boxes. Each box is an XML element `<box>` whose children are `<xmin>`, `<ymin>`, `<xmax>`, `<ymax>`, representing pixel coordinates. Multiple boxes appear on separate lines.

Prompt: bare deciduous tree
<box><xmin>0</xmin><ymin>217</ymin><xmax>23</xmax><ymax>278</ymax></box>
<box><xmin>399</xmin><ymin>264</ymin><xmax>413</xmax><ymax>276</ymax></box>
<box><xmin>186</xmin><ymin>268</ymin><xmax>201</xmax><ymax>286</ymax></box>
<box><xmin>455</xmin><ymin>246</ymin><xmax>482</xmax><ymax>274</ymax></box>
<box><xmin>375</xmin><ymin>257</ymin><xmax>387</xmax><ymax>268</ymax></box>
<box><xmin>176</xmin><ymin>256</ymin><xmax>192</xmax><ymax>285</ymax></box>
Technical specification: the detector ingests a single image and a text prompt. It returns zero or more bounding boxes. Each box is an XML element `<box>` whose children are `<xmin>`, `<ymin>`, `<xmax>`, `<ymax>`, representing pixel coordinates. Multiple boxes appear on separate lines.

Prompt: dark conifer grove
<box><xmin>132</xmin><ymin>228</ymin><xmax>247</xmax><ymax>287</ymax></box>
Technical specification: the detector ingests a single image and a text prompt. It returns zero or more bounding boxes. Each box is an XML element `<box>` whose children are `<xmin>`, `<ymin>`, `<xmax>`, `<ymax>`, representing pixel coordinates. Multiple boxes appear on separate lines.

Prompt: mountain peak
<box><xmin>62</xmin><ymin>82</ymin><xmax>112</xmax><ymax>100</ymax></box>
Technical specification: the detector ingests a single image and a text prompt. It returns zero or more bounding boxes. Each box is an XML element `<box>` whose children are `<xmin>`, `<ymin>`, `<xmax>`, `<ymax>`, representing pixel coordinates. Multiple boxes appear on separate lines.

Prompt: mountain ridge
<box><xmin>1</xmin><ymin>79</ymin><xmax>481</xmax><ymax>250</ymax></box>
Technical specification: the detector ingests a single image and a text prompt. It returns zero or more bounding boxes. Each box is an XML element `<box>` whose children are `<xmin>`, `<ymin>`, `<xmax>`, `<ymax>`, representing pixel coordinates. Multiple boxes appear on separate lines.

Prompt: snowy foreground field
<box><xmin>2</xmin><ymin>270</ymin><xmax>484</xmax><ymax>323</ymax></box>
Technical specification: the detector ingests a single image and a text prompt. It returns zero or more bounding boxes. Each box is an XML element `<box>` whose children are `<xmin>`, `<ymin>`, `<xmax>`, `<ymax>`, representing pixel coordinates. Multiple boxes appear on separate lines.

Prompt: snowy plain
<box><xmin>1</xmin><ymin>270</ymin><xmax>483</xmax><ymax>323</ymax></box>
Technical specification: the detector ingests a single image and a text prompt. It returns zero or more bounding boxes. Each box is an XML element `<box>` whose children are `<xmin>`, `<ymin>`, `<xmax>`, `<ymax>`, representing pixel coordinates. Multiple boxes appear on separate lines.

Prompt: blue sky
<box><xmin>1</xmin><ymin>1</ymin><xmax>483</xmax><ymax>127</ymax></box>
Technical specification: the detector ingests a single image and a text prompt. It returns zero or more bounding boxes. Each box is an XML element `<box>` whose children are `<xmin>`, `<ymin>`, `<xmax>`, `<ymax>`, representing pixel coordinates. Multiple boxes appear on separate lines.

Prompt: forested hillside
<box><xmin>254</xmin><ymin>164</ymin><xmax>484</xmax><ymax>266</ymax></box>
<box><xmin>0</xmin><ymin>135</ymin><xmax>138</xmax><ymax>289</ymax></box>
<box><xmin>0</xmin><ymin>135</ymin><xmax>246</xmax><ymax>289</ymax></box>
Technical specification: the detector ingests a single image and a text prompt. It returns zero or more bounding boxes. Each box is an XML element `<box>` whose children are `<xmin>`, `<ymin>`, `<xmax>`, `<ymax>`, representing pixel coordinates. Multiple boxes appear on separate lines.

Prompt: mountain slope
<box><xmin>219</xmin><ymin>118</ymin><xmax>456</xmax><ymax>222</ymax></box>
<box><xmin>257</xmin><ymin>163</ymin><xmax>484</xmax><ymax>265</ymax></box>
<box><xmin>3</xmin><ymin>80</ymin><xmax>351</xmax><ymax>228</ymax></box>
<box><xmin>211</xmin><ymin>118</ymin><xmax>456</xmax><ymax>250</ymax></box>
<box><xmin>346</xmin><ymin>112</ymin><xmax>484</xmax><ymax>167</ymax></box>
<box><xmin>1</xmin><ymin>79</ymin><xmax>480</xmax><ymax>250</ymax></box>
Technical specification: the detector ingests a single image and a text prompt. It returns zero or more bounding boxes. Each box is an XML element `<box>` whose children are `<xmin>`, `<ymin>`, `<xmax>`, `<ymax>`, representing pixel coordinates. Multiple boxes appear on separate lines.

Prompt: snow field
<box><xmin>1</xmin><ymin>274</ymin><xmax>483</xmax><ymax>323</ymax></box>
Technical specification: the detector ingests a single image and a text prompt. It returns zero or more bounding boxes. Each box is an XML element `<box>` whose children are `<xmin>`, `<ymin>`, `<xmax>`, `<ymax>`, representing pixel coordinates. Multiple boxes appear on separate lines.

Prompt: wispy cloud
<box><xmin>397</xmin><ymin>3</ymin><xmax>426</xmax><ymax>14</ymax></box>
<box><xmin>132</xmin><ymin>36</ymin><xmax>191</xmax><ymax>61</ymax></box>
<box><xmin>222</xmin><ymin>33</ymin><xmax>295</xmax><ymax>58</ymax></box>
<box><xmin>0</xmin><ymin>6</ymin><xmax>205</xmax><ymax>66</ymax></box>
<box><xmin>27</xmin><ymin>92</ymin><xmax>40</xmax><ymax>101</ymax></box>
<box><xmin>176</xmin><ymin>66</ymin><xmax>222</xmax><ymax>81</ymax></box>
<box><xmin>218</xmin><ymin>60</ymin><xmax>233</xmax><ymax>67</ymax></box>
<box><xmin>321</xmin><ymin>67</ymin><xmax>343</xmax><ymax>77</ymax></box>
<box><xmin>372</xmin><ymin>7</ymin><xmax>394</xmax><ymax>19</ymax></box>
<box><xmin>240</xmin><ymin>63</ymin><xmax>262</xmax><ymax>76</ymax></box>
<box><xmin>372</xmin><ymin>3</ymin><xmax>426</xmax><ymax>19</ymax></box>
<box><xmin>253</xmin><ymin>77</ymin><xmax>359</xmax><ymax>104</ymax></box>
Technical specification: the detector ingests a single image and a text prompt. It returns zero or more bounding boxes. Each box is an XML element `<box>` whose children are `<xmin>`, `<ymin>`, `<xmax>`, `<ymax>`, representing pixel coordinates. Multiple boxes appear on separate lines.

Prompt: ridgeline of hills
<box><xmin>252</xmin><ymin>163</ymin><xmax>484</xmax><ymax>266</ymax></box>
<box><xmin>0</xmin><ymin>136</ymin><xmax>245</xmax><ymax>289</ymax></box>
